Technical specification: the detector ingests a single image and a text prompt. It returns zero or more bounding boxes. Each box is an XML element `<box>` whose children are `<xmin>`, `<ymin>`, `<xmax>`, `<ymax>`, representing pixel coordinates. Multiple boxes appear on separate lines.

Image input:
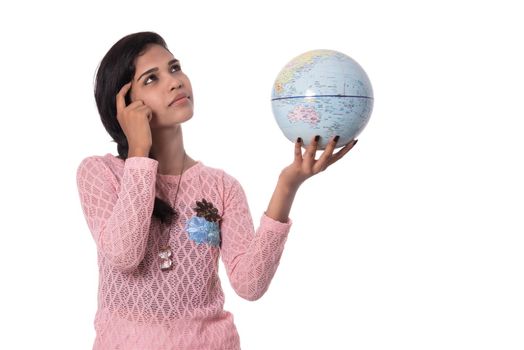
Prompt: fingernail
<box><xmin>297</xmin><ymin>137</ymin><xmax>302</xmax><ymax>143</ymax></box>
<box><xmin>314</xmin><ymin>135</ymin><xmax>320</xmax><ymax>142</ymax></box>
<box><xmin>333</xmin><ymin>135</ymin><xmax>340</xmax><ymax>143</ymax></box>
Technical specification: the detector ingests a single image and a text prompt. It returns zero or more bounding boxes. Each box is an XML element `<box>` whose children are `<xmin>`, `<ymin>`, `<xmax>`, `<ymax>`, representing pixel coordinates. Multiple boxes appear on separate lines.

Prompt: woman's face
<box><xmin>129</xmin><ymin>44</ymin><xmax>194</xmax><ymax>128</ymax></box>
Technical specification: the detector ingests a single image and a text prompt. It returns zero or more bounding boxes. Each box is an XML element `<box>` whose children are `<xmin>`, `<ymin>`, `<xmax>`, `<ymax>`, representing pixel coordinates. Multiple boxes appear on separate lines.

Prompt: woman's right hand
<box><xmin>116</xmin><ymin>82</ymin><xmax>153</xmax><ymax>157</ymax></box>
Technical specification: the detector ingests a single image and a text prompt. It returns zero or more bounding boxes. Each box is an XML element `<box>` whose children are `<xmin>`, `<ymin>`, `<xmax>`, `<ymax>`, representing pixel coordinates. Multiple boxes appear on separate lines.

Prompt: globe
<box><xmin>271</xmin><ymin>49</ymin><xmax>374</xmax><ymax>150</ymax></box>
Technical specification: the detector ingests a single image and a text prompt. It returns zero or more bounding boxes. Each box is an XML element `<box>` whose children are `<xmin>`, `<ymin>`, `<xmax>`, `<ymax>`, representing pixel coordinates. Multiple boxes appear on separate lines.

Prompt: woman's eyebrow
<box><xmin>136</xmin><ymin>59</ymin><xmax>180</xmax><ymax>82</ymax></box>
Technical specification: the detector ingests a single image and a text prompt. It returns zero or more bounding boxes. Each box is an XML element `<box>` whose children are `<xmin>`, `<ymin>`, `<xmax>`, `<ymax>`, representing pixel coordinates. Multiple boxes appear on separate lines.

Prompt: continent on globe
<box><xmin>288</xmin><ymin>105</ymin><xmax>320</xmax><ymax>126</ymax></box>
<box><xmin>273</xmin><ymin>50</ymin><xmax>325</xmax><ymax>95</ymax></box>
<box><xmin>271</xmin><ymin>49</ymin><xmax>374</xmax><ymax>150</ymax></box>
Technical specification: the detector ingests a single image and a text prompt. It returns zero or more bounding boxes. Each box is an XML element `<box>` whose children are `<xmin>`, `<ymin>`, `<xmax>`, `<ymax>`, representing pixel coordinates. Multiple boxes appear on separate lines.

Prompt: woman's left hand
<box><xmin>279</xmin><ymin>135</ymin><xmax>358</xmax><ymax>190</ymax></box>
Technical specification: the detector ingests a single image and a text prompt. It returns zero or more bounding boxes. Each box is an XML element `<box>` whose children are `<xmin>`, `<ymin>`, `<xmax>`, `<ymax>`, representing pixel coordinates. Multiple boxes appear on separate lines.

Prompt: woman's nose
<box><xmin>169</xmin><ymin>76</ymin><xmax>183</xmax><ymax>90</ymax></box>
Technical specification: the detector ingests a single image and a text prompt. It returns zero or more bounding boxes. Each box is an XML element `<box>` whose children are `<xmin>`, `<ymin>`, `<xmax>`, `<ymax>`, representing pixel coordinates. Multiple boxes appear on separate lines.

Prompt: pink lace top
<box><xmin>76</xmin><ymin>154</ymin><xmax>292</xmax><ymax>350</ymax></box>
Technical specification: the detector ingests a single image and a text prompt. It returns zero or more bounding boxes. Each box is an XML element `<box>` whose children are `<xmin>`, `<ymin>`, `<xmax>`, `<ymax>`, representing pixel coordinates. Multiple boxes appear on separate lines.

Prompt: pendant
<box><xmin>159</xmin><ymin>246</ymin><xmax>173</xmax><ymax>271</ymax></box>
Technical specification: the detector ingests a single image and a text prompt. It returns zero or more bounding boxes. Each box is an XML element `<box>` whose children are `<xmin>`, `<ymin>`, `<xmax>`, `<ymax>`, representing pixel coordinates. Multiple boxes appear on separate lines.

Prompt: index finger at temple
<box><xmin>116</xmin><ymin>82</ymin><xmax>132</xmax><ymax>112</ymax></box>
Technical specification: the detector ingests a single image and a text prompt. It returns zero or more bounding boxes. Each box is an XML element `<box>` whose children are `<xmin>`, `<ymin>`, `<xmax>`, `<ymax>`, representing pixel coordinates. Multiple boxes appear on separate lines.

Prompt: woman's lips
<box><xmin>170</xmin><ymin>96</ymin><xmax>190</xmax><ymax>107</ymax></box>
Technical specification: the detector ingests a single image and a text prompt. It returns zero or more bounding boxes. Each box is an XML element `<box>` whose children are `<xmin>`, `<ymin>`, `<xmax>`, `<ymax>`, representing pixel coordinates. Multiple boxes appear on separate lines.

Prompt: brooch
<box><xmin>185</xmin><ymin>199</ymin><xmax>222</xmax><ymax>247</ymax></box>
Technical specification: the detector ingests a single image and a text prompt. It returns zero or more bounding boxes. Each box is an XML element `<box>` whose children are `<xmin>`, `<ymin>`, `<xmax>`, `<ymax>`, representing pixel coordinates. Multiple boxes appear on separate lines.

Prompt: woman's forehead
<box><xmin>135</xmin><ymin>44</ymin><xmax>175</xmax><ymax>69</ymax></box>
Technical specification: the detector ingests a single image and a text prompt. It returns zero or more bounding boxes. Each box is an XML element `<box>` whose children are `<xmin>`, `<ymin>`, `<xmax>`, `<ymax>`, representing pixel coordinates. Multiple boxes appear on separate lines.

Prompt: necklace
<box><xmin>158</xmin><ymin>152</ymin><xmax>187</xmax><ymax>271</ymax></box>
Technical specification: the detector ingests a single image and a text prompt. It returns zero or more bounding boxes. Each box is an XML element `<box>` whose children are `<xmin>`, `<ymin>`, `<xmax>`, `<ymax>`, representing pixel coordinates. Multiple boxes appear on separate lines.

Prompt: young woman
<box><xmin>76</xmin><ymin>31</ymin><xmax>357</xmax><ymax>350</ymax></box>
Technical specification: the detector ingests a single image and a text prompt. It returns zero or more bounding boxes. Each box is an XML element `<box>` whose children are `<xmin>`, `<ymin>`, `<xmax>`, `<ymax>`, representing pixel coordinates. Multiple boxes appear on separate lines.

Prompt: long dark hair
<box><xmin>94</xmin><ymin>31</ymin><xmax>174</xmax><ymax>224</ymax></box>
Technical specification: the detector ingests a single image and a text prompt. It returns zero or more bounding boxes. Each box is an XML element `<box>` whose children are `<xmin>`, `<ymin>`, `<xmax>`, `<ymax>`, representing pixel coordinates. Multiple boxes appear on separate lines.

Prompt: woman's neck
<box><xmin>150</xmin><ymin>125</ymin><xmax>195</xmax><ymax>175</ymax></box>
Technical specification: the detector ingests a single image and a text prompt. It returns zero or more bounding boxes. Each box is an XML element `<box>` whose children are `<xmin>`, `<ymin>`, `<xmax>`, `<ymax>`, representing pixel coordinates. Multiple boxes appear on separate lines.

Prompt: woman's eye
<box><xmin>144</xmin><ymin>65</ymin><xmax>180</xmax><ymax>85</ymax></box>
<box><xmin>144</xmin><ymin>74</ymin><xmax>157</xmax><ymax>85</ymax></box>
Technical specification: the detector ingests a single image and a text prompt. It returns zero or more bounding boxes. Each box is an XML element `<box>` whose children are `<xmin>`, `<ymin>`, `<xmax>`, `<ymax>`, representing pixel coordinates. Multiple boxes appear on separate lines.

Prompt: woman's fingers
<box><xmin>116</xmin><ymin>82</ymin><xmax>132</xmax><ymax>113</ymax></box>
<box><xmin>326</xmin><ymin>139</ymin><xmax>358</xmax><ymax>167</ymax></box>
<box><xmin>292</xmin><ymin>136</ymin><xmax>357</xmax><ymax>177</ymax></box>
<box><xmin>114</xmin><ymin>81</ymin><xmax>153</xmax><ymax>153</ymax></box>
<box><xmin>314</xmin><ymin>135</ymin><xmax>339</xmax><ymax>172</ymax></box>
<box><xmin>135</xmin><ymin>104</ymin><xmax>153</xmax><ymax>122</ymax></box>
<box><xmin>302</xmin><ymin>135</ymin><xmax>320</xmax><ymax>171</ymax></box>
<box><xmin>303</xmin><ymin>135</ymin><xmax>319</xmax><ymax>158</ymax></box>
<box><xmin>294</xmin><ymin>137</ymin><xmax>303</xmax><ymax>163</ymax></box>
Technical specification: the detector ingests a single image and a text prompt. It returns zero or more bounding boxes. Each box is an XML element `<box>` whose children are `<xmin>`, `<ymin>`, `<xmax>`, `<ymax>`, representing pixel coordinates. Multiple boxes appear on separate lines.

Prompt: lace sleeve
<box><xmin>76</xmin><ymin>156</ymin><xmax>158</xmax><ymax>272</ymax></box>
<box><xmin>220</xmin><ymin>176</ymin><xmax>292</xmax><ymax>300</ymax></box>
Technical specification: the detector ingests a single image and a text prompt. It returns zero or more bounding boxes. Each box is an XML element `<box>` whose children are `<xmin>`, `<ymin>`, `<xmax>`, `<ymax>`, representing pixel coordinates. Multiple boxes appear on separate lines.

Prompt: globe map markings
<box><xmin>271</xmin><ymin>50</ymin><xmax>374</xmax><ymax>150</ymax></box>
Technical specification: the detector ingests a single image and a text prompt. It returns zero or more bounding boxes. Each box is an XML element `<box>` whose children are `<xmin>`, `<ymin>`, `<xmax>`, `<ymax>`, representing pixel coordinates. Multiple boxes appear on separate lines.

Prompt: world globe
<box><xmin>271</xmin><ymin>49</ymin><xmax>374</xmax><ymax>150</ymax></box>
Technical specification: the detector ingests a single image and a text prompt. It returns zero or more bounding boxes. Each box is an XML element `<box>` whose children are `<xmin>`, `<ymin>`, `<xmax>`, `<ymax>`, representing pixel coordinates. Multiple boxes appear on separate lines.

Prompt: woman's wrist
<box><xmin>128</xmin><ymin>147</ymin><xmax>150</xmax><ymax>158</ymax></box>
<box><xmin>265</xmin><ymin>176</ymin><xmax>300</xmax><ymax>223</ymax></box>
<box><xmin>278</xmin><ymin>171</ymin><xmax>303</xmax><ymax>193</ymax></box>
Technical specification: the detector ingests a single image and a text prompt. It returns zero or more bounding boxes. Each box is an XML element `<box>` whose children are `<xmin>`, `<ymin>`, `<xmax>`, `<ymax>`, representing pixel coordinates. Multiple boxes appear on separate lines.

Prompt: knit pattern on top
<box><xmin>76</xmin><ymin>154</ymin><xmax>292</xmax><ymax>350</ymax></box>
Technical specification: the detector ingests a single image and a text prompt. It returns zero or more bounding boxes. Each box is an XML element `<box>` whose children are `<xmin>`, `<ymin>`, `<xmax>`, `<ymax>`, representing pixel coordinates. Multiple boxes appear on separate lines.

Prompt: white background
<box><xmin>0</xmin><ymin>0</ymin><xmax>522</xmax><ymax>349</ymax></box>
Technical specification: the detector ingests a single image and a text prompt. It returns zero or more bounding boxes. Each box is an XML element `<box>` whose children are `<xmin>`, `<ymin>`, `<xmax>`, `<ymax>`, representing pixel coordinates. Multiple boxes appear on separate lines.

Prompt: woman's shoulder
<box><xmin>77</xmin><ymin>153</ymin><xmax>124</xmax><ymax>180</ymax></box>
<box><xmin>81</xmin><ymin>152</ymin><xmax>122</xmax><ymax>162</ymax></box>
<box><xmin>198</xmin><ymin>161</ymin><xmax>240</xmax><ymax>186</ymax></box>
<box><xmin>78</xmin><ymin>152</ymin><xmax>122</xmax><ymax>167</ymax></box>
<box><xmin>196</xmin><ymin>163</ymin><xmax>247</xmax><ymax>203</ymax></box>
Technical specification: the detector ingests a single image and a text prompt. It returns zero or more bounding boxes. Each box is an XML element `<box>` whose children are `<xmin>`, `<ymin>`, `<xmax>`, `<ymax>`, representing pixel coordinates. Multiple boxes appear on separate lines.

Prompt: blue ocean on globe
<box><xmin>271</xmin><ymin>49</ymin><xmax>374</xmax><ymax>150</ymax></box>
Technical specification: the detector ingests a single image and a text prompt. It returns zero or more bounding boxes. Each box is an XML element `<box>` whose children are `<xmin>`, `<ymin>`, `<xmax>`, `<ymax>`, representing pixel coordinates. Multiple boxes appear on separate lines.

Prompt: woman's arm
<box><xmin>220</xmin><ymin>175</ymin><xmax>291</xmax><ymax>301</ymax></box>
<box><xmin>220</xmin><ymin>136</ymin><xmax>356</xmax><ymax>300</ymax></box>
<box><xmin>76</xmin><ymin>156</ymin><xmax>157</xmax><ymax>272</ymax></box>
